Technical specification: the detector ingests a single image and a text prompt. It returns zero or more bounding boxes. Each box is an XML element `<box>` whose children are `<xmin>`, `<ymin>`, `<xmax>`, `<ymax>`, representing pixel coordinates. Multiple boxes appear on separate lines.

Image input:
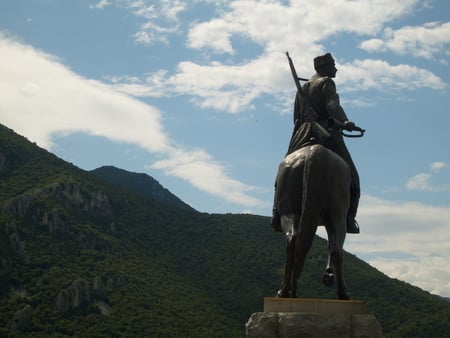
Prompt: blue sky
<box><xmin>1</xmin><ymin>0</ymin><xmax>449</xmax><ymax>297</ymax></box>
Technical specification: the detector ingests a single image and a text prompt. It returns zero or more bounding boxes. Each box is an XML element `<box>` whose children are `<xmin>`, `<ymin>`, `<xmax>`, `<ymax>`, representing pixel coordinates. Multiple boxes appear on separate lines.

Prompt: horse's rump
<box><xmin>275</xmin><ymin>144</ymin><xmax>351</xmax><ymax>234</ymax></box>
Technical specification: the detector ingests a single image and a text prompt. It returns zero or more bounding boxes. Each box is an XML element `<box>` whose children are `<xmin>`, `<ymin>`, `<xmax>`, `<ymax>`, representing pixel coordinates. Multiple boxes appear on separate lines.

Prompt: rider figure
<box><xmin>271</xmin><ymin>52</ymin><xmax>360</xmax><ymax>234</ymax></box>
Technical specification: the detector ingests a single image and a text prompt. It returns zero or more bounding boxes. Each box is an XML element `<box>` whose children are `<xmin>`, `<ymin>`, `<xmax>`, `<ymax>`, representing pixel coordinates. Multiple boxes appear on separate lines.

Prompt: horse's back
<box><xmin>307</xmin><ymin>145</ymin><xmax>351</xmax><ymax>220</ymax></box>
<box><xmin>307</xmin><ymin>144</ymin><xmax>351</xmax><ymax>192</ymax></box>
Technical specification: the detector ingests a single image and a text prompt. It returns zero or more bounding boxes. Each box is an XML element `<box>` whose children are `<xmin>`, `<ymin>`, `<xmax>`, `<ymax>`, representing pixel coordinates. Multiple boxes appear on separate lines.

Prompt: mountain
<box><xmin>90</xmin><ymin>166</ymin><xmax>194</xmax><ymax>212</ymax></box>
<box><xmin>1</xmin><ymin>123</ymin><xmax>450</xmax><ymax>337</ymax></box>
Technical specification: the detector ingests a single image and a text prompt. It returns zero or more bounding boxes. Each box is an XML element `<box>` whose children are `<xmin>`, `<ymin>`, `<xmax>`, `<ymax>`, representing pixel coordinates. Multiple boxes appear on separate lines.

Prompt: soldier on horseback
<box><xmin>271</xmin><ymin>52</ymin><xmax>361</xmax><ymax>234</ymax></box>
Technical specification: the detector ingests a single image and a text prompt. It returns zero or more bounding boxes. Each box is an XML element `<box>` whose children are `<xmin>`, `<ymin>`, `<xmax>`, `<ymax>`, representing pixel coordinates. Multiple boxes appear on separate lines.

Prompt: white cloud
<box><xmin>187</xmin><ymin>18</ymin><xmax>236</xmax><ymax>55</ymax></box>
<box><xmin>112</xmin><ymin>53</ymin><xmax>445</xmax><ymax>113</ymax></box>
<box><xmin>430</xmin><ymin>161</ymin><xmax>447</xmax><ymax>172</ymax></box>
<box><xmin>0</xmin><ymin>33</ymin><xmax>263</xmax><ymax>208</ymax></box>
<box><xmin>368</xmin><ymin>256</ymin><xmax>450</xmax><ymax>297</ymax></box>
<box><xmin>150</xmin><ymin>148</ymin><xmax>263</xmax><ymax>207</ymax></box>
<box><xmin>160</xmin><ymin>0</ymin><xmax>186</xmax><ymax>21</ymax></box>
<box><xmin>110</xmin><ymin>70</ymin><xmax>170</xmax><ymax>98</ymax></box>
<box><xmin>342</xmin><ymin>195</ymin><xmax>450</xmax><ymax>297</ymax></box>
<box><xmin>111</xmin><ymin>54</ymin><xmax>290</xmax><ymax>113</ymax></box>
<box><xmin>339</xmin><ymin>59</ymin><xmax>446</xmax><ymax>91</ymax></box>
<box><xmin>133</xmin><ymin>23</ymin><xmax>177</xmax><ymax>46</ymax></box>
<box><xmin>406</xmin><ymin>173</ymin><xmax>434</xmax><ymax>191</ymax></box>
<box><xmin>406</xmin><ymin>162</ymin><xmax>450</xmax><ymax>192</ymax></box>
<box><xmin>361</xmin><ymin>21</ymin><xmax>450</xmax><ymax>60</ymax></box>
<box><xmin>0</xmin><ymin>33</ymin><xmax>168</xmax><ymax>151</ymax></box>
<box><xmin>168</xmin><ymin>59</ymin><xmax>283</xmax><ymax>113</ymax></box>
<box><xmin>125</xmin><ymin>0</ymin><xmax>186</xmax><ymax>45</ymax></box>
<box><xmin>90</xmin><ymin>0</ymin><xmax>111</xmax><ymax>10</ymax></box>
<box><xmin>187</xmin><ymin>0</ymin><xmax>420</xmax><ymax>55</ymax></box>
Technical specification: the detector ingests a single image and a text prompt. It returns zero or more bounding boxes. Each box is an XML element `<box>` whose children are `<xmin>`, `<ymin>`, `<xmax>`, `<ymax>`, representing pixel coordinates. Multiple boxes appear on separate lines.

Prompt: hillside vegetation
<box><xmin>1</xmin><ymin>123</ymin><xmax>449</xmax><ymax>337</ymax></box>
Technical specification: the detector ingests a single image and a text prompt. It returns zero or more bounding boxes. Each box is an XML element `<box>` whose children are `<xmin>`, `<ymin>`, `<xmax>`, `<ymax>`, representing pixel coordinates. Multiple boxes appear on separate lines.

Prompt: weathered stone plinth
<box><xmin>245</xmin><ymin>298</ymin><xmax>382</xmax><ymax>338</ymax></box>
<box><xmin>264</xmin><ymin>297</ymin><xmax>367</xmax><ymax>314</ymax></box>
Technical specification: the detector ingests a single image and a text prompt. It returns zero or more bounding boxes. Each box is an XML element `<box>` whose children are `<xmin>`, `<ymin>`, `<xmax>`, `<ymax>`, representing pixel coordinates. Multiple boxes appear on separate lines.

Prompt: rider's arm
<box><xmin>322</xmin><ymin>79</ymin><xmax>349</xmax><ymax>123</ymax></box>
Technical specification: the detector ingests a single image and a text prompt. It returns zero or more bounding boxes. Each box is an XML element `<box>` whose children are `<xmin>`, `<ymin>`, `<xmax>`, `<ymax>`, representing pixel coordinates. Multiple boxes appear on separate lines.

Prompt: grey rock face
<box><xmin>9</xmin><ymin>305</ymin><xmax>33</xmax><ymax>331</ymax></box>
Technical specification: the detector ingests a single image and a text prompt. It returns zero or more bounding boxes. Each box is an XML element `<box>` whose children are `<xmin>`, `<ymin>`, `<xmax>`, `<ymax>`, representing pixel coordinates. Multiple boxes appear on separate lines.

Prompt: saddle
<box><xmin>286</xmin><ymin>120</ymin><xmax>332</xmax><ymax>155</ymax></box>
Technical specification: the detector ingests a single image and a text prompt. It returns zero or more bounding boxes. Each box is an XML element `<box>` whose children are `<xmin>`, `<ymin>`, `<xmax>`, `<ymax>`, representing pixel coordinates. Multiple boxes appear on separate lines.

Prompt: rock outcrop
<box><xmin>9</xmin><ymin>305</ymin><xmax>33</xmax><ymax>331</ymax></box>
<box><xmin>55</xmin><ymin>277</ymin><xmax>111</xmax><ymax>315</ymax></box>
<box><xmin>4</xmin><ymin>221</ymin><xmax>28</xmax><ymax>263</ymax></box>
<box><xmin>2</xmin><ymin>180</ymin><xmax>113</xmax><ymax>222</ymax></box>
<box><xmin>55</xmin><ymin>279</ymin><xmax>91</xmax><ymax>313</ymax></box>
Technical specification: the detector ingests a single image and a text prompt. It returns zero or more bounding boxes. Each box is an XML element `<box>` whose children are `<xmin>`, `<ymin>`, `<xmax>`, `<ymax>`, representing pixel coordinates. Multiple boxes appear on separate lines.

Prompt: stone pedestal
<box><xmin>245</xmin><ymin>298</ymin><xmax>382</xmax><ymax>338</ymax></box>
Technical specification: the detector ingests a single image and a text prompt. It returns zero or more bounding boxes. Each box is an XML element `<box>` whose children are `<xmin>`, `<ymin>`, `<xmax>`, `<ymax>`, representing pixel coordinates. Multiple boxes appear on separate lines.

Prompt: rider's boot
<box><xmin>271</xmin><ymin>206</ymin><xmax>282</xmax><ymax>232</ymax></box>
<box><xmin>271</xmin><ymin>183</ymin><xmax>282</xmax><ymax>232</ymax></box>
<box><xmin>346</xmin><ymin>188</ymin><xmax>360</xmax><ymax>234</ymax></box>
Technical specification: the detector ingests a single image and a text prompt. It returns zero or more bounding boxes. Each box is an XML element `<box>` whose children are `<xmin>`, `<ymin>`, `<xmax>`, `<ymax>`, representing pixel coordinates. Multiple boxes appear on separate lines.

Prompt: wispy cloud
<box><xmin>109</xmin><ymin>71</ymin><xmax>170</xmax><ymax>98</ymax></box>
<box><xmin>125</xmin><ymin>0</ymin><xmax>186</xmax><ymax>45</ymax></box>
<box><xmin>0</xmin><ymin>33</ymin><xmax>168</xmax><ymax>151</ymax></box>
<box><xmin>430</xmin><ymin>161</ymin><xmax>447</xmax><ymax>172</ymax></box>
<box><xmin>150</xmin><ymin>148</ymin><xmax>263</xmax><ymax>207</ymax></box>
<box><xmin>339</xmin><ymin>59</ymin><xmax>446</xmax><ymax>92</ymax></box>
<box><xmin>407</xmin><ymin>173</ymin><xmax>435</xmax><ymax>191</ymax></box>
<box><xmin>406</xmin><ymin>162</ymin><xmax>450</xmax><ymax>192</ymax></box>
<box><xmin>90</xmin><ymin>0</ymin><xmax>111</xmax><ymax>10</ymax></box>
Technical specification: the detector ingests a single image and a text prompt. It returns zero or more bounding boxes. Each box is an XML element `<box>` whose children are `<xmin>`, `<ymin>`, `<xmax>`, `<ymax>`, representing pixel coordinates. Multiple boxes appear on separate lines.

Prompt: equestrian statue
<box><xmin>271</xmin><ymin>52</ymin><xmax>365</xmax><ymax>299</ymax></box>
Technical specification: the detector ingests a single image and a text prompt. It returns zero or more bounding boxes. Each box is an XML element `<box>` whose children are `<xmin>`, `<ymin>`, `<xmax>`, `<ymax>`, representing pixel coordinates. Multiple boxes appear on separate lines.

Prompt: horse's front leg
<box><xmin>333</xmin><ymin>249</ymin><xmax>350</xmax><ymax>300</ymax></box>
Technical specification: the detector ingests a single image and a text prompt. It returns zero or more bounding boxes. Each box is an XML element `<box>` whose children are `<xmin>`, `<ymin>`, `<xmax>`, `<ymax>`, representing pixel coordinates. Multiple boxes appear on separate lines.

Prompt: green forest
<box><xmin>1</xmin><ymin>123</ymin><xmax>450</xmax><ymax>337</ymax></box>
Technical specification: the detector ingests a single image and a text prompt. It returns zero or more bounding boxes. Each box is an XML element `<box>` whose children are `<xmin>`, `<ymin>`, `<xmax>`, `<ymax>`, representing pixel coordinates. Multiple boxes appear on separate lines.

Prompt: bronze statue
<box><xmin>271</xmin><ymin>53</ymin><xmax>365</xmax><ymax>299</ymax></box>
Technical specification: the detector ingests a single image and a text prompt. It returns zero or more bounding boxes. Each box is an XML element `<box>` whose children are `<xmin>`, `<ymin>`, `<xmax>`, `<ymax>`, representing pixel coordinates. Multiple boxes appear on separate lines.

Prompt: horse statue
<box><xmin>273</xmin><ymin>140</ymin><xmax>354</xmax><ymax>300</ymax></box>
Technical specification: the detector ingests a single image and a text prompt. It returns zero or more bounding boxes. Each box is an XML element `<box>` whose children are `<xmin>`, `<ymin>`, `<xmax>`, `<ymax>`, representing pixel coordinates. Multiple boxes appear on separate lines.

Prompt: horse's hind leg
<box><xmin>328</xmin><ymin>221</ymin><xmax>350</xmax><ymax>300</ymax></box>
<box><xmin>323</xmin><ymin>256</ymin><xmax>335</xmax><ymax>287</ymax></box>
<box><xmin>276</xmin><ymin>215</ymin><xmax>298</xmax><ymax>298</ymax></box>
<box><xmin>323</xmin><ymin>227</ymin><xmax>336</xmax><ymax>287</ymax></box>
<box><xmin>290</xmin><ymin>223</ymin><xmax>316</xmax><ymax>298</ymax></box>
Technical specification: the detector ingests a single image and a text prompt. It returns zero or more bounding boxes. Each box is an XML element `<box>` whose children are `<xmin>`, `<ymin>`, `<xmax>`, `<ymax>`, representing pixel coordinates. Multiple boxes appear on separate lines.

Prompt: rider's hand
<box><xmin>344</xmin><ymin>121</ymin><xmax>355</xmax><ymax>130</ymax></box>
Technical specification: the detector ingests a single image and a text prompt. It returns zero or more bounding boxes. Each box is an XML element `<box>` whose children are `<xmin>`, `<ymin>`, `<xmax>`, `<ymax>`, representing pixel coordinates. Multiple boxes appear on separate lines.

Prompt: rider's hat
<box><xmin>314</xmin><ymin>53</ymin><xmax>335</xmax><ymax>70</ymax></box>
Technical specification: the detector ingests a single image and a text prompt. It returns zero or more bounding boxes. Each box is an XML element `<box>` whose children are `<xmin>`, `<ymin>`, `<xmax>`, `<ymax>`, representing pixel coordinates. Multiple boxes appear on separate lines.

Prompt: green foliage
<box><xmin>91</xmin><ymin>165</ymin><xmax>194</xmax><ymax>211</ymax></box>
<box><xmin>1</xmin><ymin>123</ymin><xmax>450</xmax><ymax>337</ymax></box>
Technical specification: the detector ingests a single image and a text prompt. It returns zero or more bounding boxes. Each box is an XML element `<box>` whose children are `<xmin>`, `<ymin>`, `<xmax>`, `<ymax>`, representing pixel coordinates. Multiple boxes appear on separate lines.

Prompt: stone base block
<box><xmin>264</xmin><ymin>297</ymin><xmax>367</xmax><ymax>314</ymax></box>
<box><xmin>245</xmin><ymin>312</ymin><xmax>383</xmax><ymax>338</ymax></box>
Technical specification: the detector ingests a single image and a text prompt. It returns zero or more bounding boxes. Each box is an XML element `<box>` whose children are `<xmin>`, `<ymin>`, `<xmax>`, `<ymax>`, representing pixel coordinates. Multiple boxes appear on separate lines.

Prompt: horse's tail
<box><xmin>295</xmin><ymin>145</ymin><xmax>322</xmax><ymax>237</ymax></box>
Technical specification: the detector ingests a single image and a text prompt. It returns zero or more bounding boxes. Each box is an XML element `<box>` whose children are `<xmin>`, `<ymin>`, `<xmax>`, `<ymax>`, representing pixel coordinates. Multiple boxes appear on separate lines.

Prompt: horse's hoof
<box><xmin>337</xmin><ymin>292</ymin><xmax>350</xmax><ymax>300</ymax></box>
<box><xmin>323</xmin><ymin>271</ymin><xmax>335</xmax><ymax>287</ymax></box>
<box><xmin>276</xmin><ymin>289</ymin><xmax>297</xmax><ymax>298</ymax></box>
<box><xmin>276</xmin><ymin>290</ymin><xmax>289</xmax><ymax>298</ymax></box>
